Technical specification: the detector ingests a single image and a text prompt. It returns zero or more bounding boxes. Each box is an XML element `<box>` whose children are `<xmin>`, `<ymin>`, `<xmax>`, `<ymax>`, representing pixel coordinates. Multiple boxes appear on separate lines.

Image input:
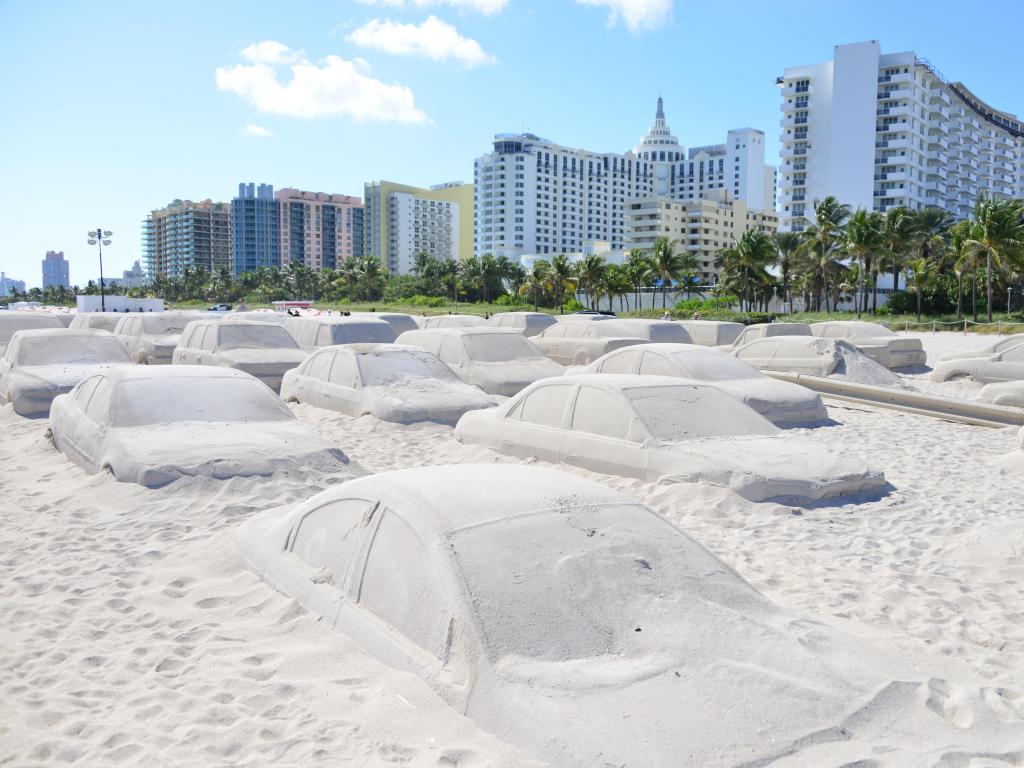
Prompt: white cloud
<box><xmin>347</xmin><ymin>16</ymin><xmax>495</xmax><ymax>68</ymax></box>
<box><xmin>355</xmin><ymin>0</ymin><xmax>508</xmax><ymax>15</ymax></box>
<box><xmin>216</xmin><ymin>42</ymin><xmax>428</xmax><ymax>124</ymax></box>
<box><xmin>243</xmin><ymin>124</ymin><xmax>273</xmax><ymax>137</ymax></box>
<box><xmin>576</xmin><ymin>0</ymin><xmax>672</xmax><ymax>32</ymax></box>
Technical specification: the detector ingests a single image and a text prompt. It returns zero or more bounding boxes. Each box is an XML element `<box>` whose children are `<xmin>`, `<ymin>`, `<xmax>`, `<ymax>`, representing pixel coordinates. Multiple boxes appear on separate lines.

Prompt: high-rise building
<box><xmin>120</xmin><ymin>260</ymin><xmax>149</xmax><ymax>289</ymax></box>
<box><xmin>231</xmin><ymin>183</ymin><xmax>280</xmax><ymax>275</ymax></box>
<box><xmin>474</xmin><ymin>98</ymin><xmax>776</xmax><ymax>259</ymax></box>
<box><xmin>777</xmin><ymin>40</ymin><xmax>1023</xmax><ymax>232</ymax></box>
<box><xmin>624</xmin><ymin>191</ymin><xmax>779</xmax><ymax>282</ymax></box>
<box><xmin>363</xmin><ymin>181</ymin><xmax>473</xmax><ymax>274</ymax></box>
<box><xmin>143</xmin><ymin>200</ymin><xmax>231</xmax><ymax>278</ymax></box>
<box><xmin>276</xmin><ymin>188</ymin><xmax>363</xmax><ymax>272</ymax></box>
<box><xmin>41</xmin><ymin>250</ymin><xmax>70</xmax><ymax>288</ymax></box>
<box><xmin>0</xmin><ymin>272</ymin><xmax>26</xmax><ymax>297</ymax></box>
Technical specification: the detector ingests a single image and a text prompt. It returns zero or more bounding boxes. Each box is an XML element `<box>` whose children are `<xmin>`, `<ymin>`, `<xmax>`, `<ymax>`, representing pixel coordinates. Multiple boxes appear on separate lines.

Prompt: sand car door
<box><xmin>75</xmin><ymin>376</ymin><xmax>113</xmax><ymax>468</ymax></box>
<box><xmin>299</xmin><ymin>351</ymin><xmax>335</xmax><ymax>407</ymax></box>
<box><xmin>564</xmin><ymin>385</ymin><xmax>646</xmax><ymax>478</ymax></box>
<box><xmin>323</xmin><ymin>351</ymin><xmax>365</xmax><ymax>414</ymax></box>
<box><xmin>595</xmin><ymin>348</ymin><xmax>641</xmax><ymax>374</ymax></box>
<box><xmin>177</xmin><ymin>325</ymin><xmax>201</xmax><ymax>365</ymax></box>
<box><xmin>638</xmin><ymin>351</ymin><xmax>679</xmax><ymax>377</ymax></box>
<box><xmin>60</xmin><ymin>375</ymin><xmax>101</xmax><ymax>465</ymax></box>
<box><xmin>198</xmin><ymin>326</ymin><xmax>218</xmax><ymax>366</ymax></box>
<box><xmin>500</xmin><ymin>382</ymin><xmax>574</xmax><ymax>462</ymax></box>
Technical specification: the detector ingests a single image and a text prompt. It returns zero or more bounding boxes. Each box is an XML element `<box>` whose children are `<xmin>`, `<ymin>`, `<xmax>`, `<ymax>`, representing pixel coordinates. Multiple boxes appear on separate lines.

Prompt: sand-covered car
<box><xmin>576</xmin><ymin>343</ymin><xmax>827</xmax><ymax>425</ymax></box>
<box><xmin>281</xmin><ymin>343</ymin><xmax>495</xmax><ymax>424</ymax></box>
<box><xmin>599</xmin><ymin>319</ymin><xmax>693</xmax><ymax>343</ymax></box>
<box><xmin>455</xmin><ymin>375</ymin><xmax>884</xmax><ymax>502</ymax></box>
<box><xmin>349</xmin><ymin>312</ymin><xmax>419</xmax><ymax>335</ymax></box>
<box><xmin>0</xmin><ymin>329</ymin><xmax>133</xmax><ymax>417</ymax></box>
<box><xmin>395</xmin><ymin>328</ymin><xmax>563</xmax><ymax>396</ymax></box>
<box><xmin>232</xmin><ymin>464</ymin><xmax>991</xmax><ymax>767</ymax></box>
<box><xmin>729</xmin><ymin>322</ymin><xmax>812</xmax><ymax>349</ymax></box>
<box><xmin>939</xmin><ymin>333</ymin><xmax>1024</xmax><ymax>362</ymax></box>
<box><xmin>930</xmin><ymin>342</ymin><xmax>1024</xmax><ymax>384</ymax></box>
<box><xmin>732</xmin><ymin>336</ymin><xmax>904</xmax><ymax>386</ymax></box>
<box><xmin>978</xmin><ymin>380</ymin><xmax>1024</xmax><ymax>407</ymax></box>
<box><xmin>676</xmin><ymin>319</ymin><xmax>744</xmax><ymax>347</ymax></box>
<box><xmin>489</xmin><ymin>311</ymin><xmax>557</xmax><ymax>337</ymax></box>
<box><xmin>532</xmin><ymin>320</ymin><xmax>651</xmax><ymax>365</ymax></box>
<box><xmin>69</xmin><ymin>312</ymin><xmax>124</xmax><ymax>333</ymax></box>
<box><xmin>810</xmin><ymin>321</ymin><xmax>926</xmax><ymax>368</ymax></box>
<box><xmin>49</xmin><ymin>366</ymin><xmax>351</xmax><ymax>487</ymax></box>
<box><xmin>173</xmin><ymin>320</ymin><xmax>307</xmax><ymax>392</ymax></box>
<box><xmin>0</xmin><ymin>311</ymin><xmax>65</xmax><ymax>356</ymax></box>
<box><xmin>419</xmin><ymin>315</ymin><xmax>489</xmax><ymax>329</ymax></box>
<box><xmin>285</xmin><ymin>315</ymin><xmax>396</xmax><ymax>352</ymax></box>
<box><xmin>114</xmin><ymin>311</ymin><xmax>205</xmax><ymax>364</ymax></box>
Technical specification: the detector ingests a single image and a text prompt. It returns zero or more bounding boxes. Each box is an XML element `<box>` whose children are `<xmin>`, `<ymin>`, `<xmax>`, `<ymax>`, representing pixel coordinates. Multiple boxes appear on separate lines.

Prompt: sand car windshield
<box><xmin>625</xmin><ymin>385</ymin><xmax>776</xmax><ymax>441</ymax></box>
<box><xmin>450</xmin><ymin>506</ymin><xmax>760</xmax><ymax>662</ymax></box>
<box><xmin>669</xmin><ymin>351</ymin><xmax>760</xmax><ymax>382</ymax></box>
<box><xmin>218</xmin><ymin>325</ymin><xmax>297</xmax><ymax>350</ymax></box>
<box><xmin>18</xmin><ymin>336</ymin><xmax>131</xmax><ymax>366</ymax></box>
<box><xmin>110</xmin><ymin>376</ymin><xmax>294</xmax><ymax>427</ymax></box>
<box><xmin>142</xmin><ymin>316</ymin><xmax>189</xmax><ymax>335</ymax></box>
<box><xmin>356</xmin><ymin>350</ymin><xmax>456</xmax><ymax>386</ymax></box>
<box><xmin>461</xmin><ymin>334</ymin><xmax>539</xmax><ymax>362</ymax></box>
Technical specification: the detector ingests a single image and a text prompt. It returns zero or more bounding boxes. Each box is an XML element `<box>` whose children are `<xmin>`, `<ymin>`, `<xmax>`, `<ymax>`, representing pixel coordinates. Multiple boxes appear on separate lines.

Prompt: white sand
<box><xmin>2</xmin><ymin>330</ymin><xmax>1023</xmax><ymax>765</ymax></box>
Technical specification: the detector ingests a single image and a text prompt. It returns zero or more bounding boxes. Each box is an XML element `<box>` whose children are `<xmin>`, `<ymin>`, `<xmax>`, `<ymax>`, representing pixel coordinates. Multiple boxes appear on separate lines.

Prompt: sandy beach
<box><xmin>2</xmin><ymin>331</ymin><xmax>1024</xmax><ymax>766</ymax></box>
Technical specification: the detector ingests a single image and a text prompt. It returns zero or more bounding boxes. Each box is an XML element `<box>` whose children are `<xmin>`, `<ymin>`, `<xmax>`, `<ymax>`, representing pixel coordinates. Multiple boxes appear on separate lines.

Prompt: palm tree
<box><xmin>799</xmin><ymin>197</ymin><xmax>850</xmax><ymax>313</ymax></box>
<box><xmin>519</xmin><ymin>260</ymin><xmax>551</xmax><ymax>311</ymax></box>
<box><xmin>575</xmin><ymin>254</ymin><xmax>607</xmax><ymax>310</ymax></box>
<box><xmin>717</xmin><ymin>229</ymin><xmax>777</xmax><ymax>311</ymax></box>
<box><xmin>879</xmin><ymin>206</ymin><xmax>914</xmax><ymax>298</ymax></box>
<box><xmin>842</xmin><ymin>209</ymin><xmax>883</xmax><ymax>318</ymax></box>
<box><xmin>623</xmin><ymin>249</ymin><xmax>652</xmax><ymax>313</ymax></box>
<box><xmin>905</xmin><ymin>257</ymin><xmax>931</xmax><ymax>321</ymax></box>
<box><xmin>650</xmin><ymin>237</ymin><xmax>687</xmax><ymax>310</ymax></box>
<box><xmin>549</xmin><ymin>254</ymin><xmax>576</xmax><ymax>314</ymax></box>
<box><xmin>966</xmin><ymin>196</ymin><xmax>1024</xmax><ymax>322</ymax></box>
<box><xmin>772</xmin><ymin>231</ymin><xmax>801</xmax><ymax>314</ymax></box>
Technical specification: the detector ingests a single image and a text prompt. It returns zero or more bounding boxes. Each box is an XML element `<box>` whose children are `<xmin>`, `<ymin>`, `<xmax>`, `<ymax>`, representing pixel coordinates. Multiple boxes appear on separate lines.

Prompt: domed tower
<box><xmin>632</xmin><ymin>97</ymin><xmax>684</xmax><ymax>196</ymax></box>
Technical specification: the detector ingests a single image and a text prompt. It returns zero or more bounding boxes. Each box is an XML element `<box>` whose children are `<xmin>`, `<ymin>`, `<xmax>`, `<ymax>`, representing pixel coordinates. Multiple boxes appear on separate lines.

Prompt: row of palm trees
<box><xmin>716</xmin><ymin>195</ymin><xmax>1024</xmax><ymax>321</ymax></box>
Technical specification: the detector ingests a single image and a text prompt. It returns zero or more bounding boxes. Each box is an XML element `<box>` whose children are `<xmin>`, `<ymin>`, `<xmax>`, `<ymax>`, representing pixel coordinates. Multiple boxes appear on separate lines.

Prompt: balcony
<box><xmin>876</xmin><ymin>105</ymin><xmax>911</xmax><ymax>118</ymax></box>
<box><xmin>927</xmin><ymin>119</ymin><xmax>950</xmax><ymax>134</ymax></box>
<box><xmin>877</xmin><ymin>71</ymin><xmax>912</xmax><ymax>84</ymax></box>
<box><xmin>780</xmin><ymin>84</ymin><xmax>810</xmax><ymax>98</ymax></box>
<box><xmin>875</xmin><ymin>138</ymin><xmax>910</xmax><ymax>150</ymax></box>
<box><xmin>927</xmin><ymin>135</ymin><xmax>950</xmax><ymax>150</ymax></box>
<box><xmin>874</xmin><ymin>171</ymin><xmax>908</xmax><ymax>182</ymax></box>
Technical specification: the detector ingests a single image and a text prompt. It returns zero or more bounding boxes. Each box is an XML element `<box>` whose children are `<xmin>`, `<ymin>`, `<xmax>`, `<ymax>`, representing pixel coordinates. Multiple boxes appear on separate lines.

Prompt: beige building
<box><xmin>276</xmin><ymin>188</ymin><xmax>363</xmax><ymax>272</ymax></box>
<box><xmin>143</xmin><ymin>199</ymin><xmax>231</xmax><ymax>278</ymax></box>
<box><xmin>624</xmin><ymin>190</ymin><xmax>778</xmax><ymax>282</ymax></box>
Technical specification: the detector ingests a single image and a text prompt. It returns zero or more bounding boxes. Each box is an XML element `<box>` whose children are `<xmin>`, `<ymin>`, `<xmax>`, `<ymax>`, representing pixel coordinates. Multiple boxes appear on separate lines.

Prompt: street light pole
<box><xmin>1009</xmin><ymin>287</ymin><xmax>1014</xmax><ymax>315</ymax></box>
<box><xmin>87</xmin><ymin>228</ymin><xmax>112</xmax><ymax>312</ymax></box>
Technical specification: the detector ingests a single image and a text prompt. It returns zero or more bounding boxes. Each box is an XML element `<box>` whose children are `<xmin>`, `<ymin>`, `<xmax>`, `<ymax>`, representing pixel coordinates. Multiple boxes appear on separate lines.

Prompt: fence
<box><xmin>878</xmin><ymin>318</ymin><xmax>1024</xmax><ymax>336</ymax></box>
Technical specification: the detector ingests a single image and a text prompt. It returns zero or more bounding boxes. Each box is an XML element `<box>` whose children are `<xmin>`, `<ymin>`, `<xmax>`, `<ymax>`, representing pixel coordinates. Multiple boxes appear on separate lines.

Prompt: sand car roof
<box><xmin>11</xmin><ymin>328</ymin><xmax>111</xmax><ymax>340</ymax></box>
<box><xmin>99</xmin><ymin>365</ymin><xmax>256</xmax><ymax>385</ymax></box>
<box><xmin>403</xmin><ymin>327</ymin><xmax>525</xmax><ymax>338</ymax></box>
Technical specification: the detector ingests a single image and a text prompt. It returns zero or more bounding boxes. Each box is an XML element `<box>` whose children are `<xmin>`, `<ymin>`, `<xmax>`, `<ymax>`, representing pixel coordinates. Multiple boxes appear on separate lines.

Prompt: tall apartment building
<box><xmin>276</xmin><ymin>188</ymin><xmax>363</xmax><ymax>272</ymax></box>
<box><xmin>231</xmin><ymin>183</ymin><xmax>280</xmax><ymax>275</ymax></box>
<box><xmin>777</xmin><ymin>40</ymin><xmax>1023</xmax><ymax>232</ymax></box>
<box><xmin>0</xmin><ymin>272</ymin><xmax>26</xmax><ymax>297</ymax></box>
<box><xmin>474</xmin><ymin>98</ymin><xmax>776</xmax><ymax>259</ymax></box>
<box><xmin>120</xmin><ymin>260</ymin><xmax>149</xmax><ymax>289</ymax></box>
<box><xmin>624</xmin><ymin>191</ymin><xmax>779</xmax><ymax>282</ymax></box>
<box><xmin>143</xmin><ymin>200</ymin><xmax>232</xmax><ymax>278</ymax></box>
<box><xmin>41</xmin><ymin>250</ymin><xmax>70</xmax><ymax>288</ymax></box>
<box><xmin>363</xmin><ymin>181</ymin><xmax>473</xmax><ymax>274</ymax></box>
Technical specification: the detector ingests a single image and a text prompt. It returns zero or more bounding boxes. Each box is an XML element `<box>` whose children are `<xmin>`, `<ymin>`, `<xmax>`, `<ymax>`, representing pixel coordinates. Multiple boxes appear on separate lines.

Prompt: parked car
<box><xmin>930</xmin><ymin>342</ymin><xmax>1024</xmax><ymax>384</ymax></box>
<box><xmin>599</xmin><ymin>319</ymin><xmax>693</xmax><ymax>343</ymax></box>
<box><xmin>114</xmin><ymin>311</ymin><xmax>205</xmax><ymax>364</ymax></box>
<box><xmin>419</xmin><ymin>315</ymin><xmax>489</xmax><ymax>329</ymax></box>
<box><xmin>285</xmin><ymin>315</ymin><xmax>396</xmax><ymax>352</ymax></box>
<box><xmin>939</xmin><ymin>333</ymin><xmax>1024</xmax><ymax>362</ymax></box>
<box><xmin>489</xmin><ymin>311</ymin><xmax>557</xmax><ymax>337</ymax></box>
<box><xmin>729</xmin><ymin>322</ymin><xmax>812</xmax><ymax>349</ymax></box>
<box><xmin>733</xmin><ymin>336</ymin><xmax>851</xmax><ymax>376</ymax></box>
<box><xmin>208</xmin><ymin>303</ymin><xmax>233</xmax><ymax>312</ymax></box>
<box><xmin>349</xmin><ymin>312</ymin><xmax>419</xmax><ymax>336</ymax></box>
<box><xmin>455</xmin><ymin>374</ymin><xmax>884</xmax><ymax>502</ymax></box>
<box><xmin>281</xmin><ymin>343</ymin><xmax>495</xmax><ymax>424</ymax></box>
<box><xmin>676</xmin><ymin>320</ymin><xmax>744</xmax><ymax>347</ymax></box>
<box><xmin>236</xmin><ymin>464</ymin><xmax>907</xmax><ymax>767</ymax></box>
<box><xmin>977</xmin><ymin>380</ymin><xmax>1024</xmax><ymax>407</ymax></box>
<box><xmin>172</xmin><ymin>320</ymin><xmax>307</xmax><ymax>392</ymax></box>
<box><xmin>532</xmin><ymin>320</ymin><xmax>651</xmax><ymax>365</ymax></box>
<box><xmin>50</xmin><ymin>366</ymin><xmax>351</xmax><ymax>486</ymax></box>
<box><xmin>810</xmin><ymin>321</ymin><xmax>926</xmax><ymax>368</ymax></box>
<box><xmin>575</xmin><ymin>343</ymin><xmax>827</xmax><ymax>425</ymax></box>
<box><xmin>395</xmin><ymin>327</ymin><xmax>563</xmax><ymax>395</ymax></box>
<box><xmin>0</xmin><ymin>311</ymin><xmax>64</xmax><ymax>356</ymax></box>
<box><xmin>68</xmin><ymin>312</ymin><xmax>124</xmax><ymax>332</ymax></box>
<box><xmin>0</xmin><ymin>329</ymin><xmax>133</xmax><ymax>417</ymax></box>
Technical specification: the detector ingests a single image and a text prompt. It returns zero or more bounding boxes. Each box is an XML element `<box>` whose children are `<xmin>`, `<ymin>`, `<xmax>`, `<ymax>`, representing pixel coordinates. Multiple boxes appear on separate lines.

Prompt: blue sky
<box><xmin>1</xmin><ymin>0</ymin><xmax>1021</xmax><ymax>287</ymax></box>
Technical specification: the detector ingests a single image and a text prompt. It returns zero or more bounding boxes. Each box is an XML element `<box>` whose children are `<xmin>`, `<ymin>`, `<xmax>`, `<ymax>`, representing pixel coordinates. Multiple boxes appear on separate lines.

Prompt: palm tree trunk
<box><xmin>956</xmin><ymin>273</ymin><xmax>963</xmax><ymax>319</ymax></box>
<box><xmin>986</xmin><ymin>251</ymin><xmax>994</xmax><ymax>323</ymax></box>
<box><xmin>892</xmin><ymin>257</ymin><xmax>899</xmax><ymax>295</ymax></box>
<box><xmin>972</xmin><ymin>270</ymin><xmax>978</xmax><ymax>322</ymax></box>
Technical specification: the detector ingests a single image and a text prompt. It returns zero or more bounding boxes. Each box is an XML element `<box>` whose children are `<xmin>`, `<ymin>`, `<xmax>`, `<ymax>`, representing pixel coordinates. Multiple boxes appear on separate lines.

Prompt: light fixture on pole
<box><xmin>87</xmin><ymin>228</ymin><xmax>113</xmax><ymax>312</ymax></box>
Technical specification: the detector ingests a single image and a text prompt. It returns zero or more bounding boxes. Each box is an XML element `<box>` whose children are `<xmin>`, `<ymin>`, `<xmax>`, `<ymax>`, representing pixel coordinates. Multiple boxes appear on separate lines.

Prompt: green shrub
<box><xmin>405</xmin><ymin>294</ymin><xmax>447</xmax><ymax>307</ymax></box>
<box><xmin>563</xmin><ymin>298</ymin><xmax>585</xmax><ymax>312</ymax></box>
<box><xmin>494</xmin><ymin>293</ymin><xmax>528</xmax><ymax>307</ymax></box>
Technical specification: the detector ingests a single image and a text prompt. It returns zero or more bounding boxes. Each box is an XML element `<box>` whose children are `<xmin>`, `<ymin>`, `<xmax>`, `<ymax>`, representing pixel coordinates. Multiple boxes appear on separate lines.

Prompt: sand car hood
<box><xmin>462</xmin><ymin>359</ymin><xmax>564</xmax><ymax>396</ymax></box>
<box><xmin>647</xmin><ymin>435</ymin><xmax>884</xmax><ymax>502</ymax></box>
<box><xmin>219</xmin><ymin>348</ymin><xmax>308</xmax><ymax>370</ymax></box>
<box><xmin>362</xmin><ymin>379</ymin><xmax>495</xmax><ymax>424</ymax></box>
<box><xmin>718</xmin><ymin>378</ymin><xmax>827</xmax><ymax>424</ymax></box>
<box><xmin>106</xmin><ymin>420</ymin><xmax>348</xmax><ymax>486</ymax></box>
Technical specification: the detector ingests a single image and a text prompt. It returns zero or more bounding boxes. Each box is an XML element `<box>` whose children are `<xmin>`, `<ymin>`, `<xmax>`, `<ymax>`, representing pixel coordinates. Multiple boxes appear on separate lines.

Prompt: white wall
<box><xmin>76</xmin><ymin>296</ymin><xmax>165</xmax><ymax>313</ymax></box>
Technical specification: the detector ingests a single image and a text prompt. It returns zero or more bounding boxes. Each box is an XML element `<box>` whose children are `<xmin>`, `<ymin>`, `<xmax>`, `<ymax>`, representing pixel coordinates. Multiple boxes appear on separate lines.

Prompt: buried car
<box><xmin>489</xmin><ymin>311</ymin><xmax>557</xmax><ymax>337</ymax></box>
<box><xmin>114</xmin><ymin>311</ymin><xmax>205</xmax><ymax>364</ymax></box>
<box><xmin>575</xmin><ymin>343</ymin><xmax>827</xmax><ymax>425</ymax></box>
<box><xmin>939</xmin><ymin>333</ymin><xmax>1024</xmax><ymax>362</ymax></box>
<box><xmin>978</xmin><ymin>380</ymin><xmax>1024</xmax><ymax>407</ymax></box>
<box><xmin>0</xmin><ymin>311</ymin><xmax>65</xmax><ymax>356</ymax></box>
<box><xmin>235</xmin><ymin>464</ymin><xmax>1017</xmax><ymax>767</ymax></box>
<box><xmin>728</xmin><ymin>321</ymin><xmax>811</xmax><ymax>349</ymax></box>
<box><xmin>281</xmin><ymin>343</ymin><xmax>495</xmax><ymax>424</ymax></box>
<box><xmin>395</xmin><ymin>327</ymin><xmax>563</xmax><ymax>396</ymax></box>
<box><xmin>419</xmin><ymin>315</ymin><xmax>489</xmax><ymax>329</ymax></box>
<box><xmin>732</xmin><ymin>335</ymin><xmax>905</xmax><ymax>386</ymax></box>
<box><xmin>930</xmin><ymin>341</ymin><xmax>1024</xmax><ymax>384</ymax></box>
<box><xmin>49</xmin><ymin>366</ymin><xmax>352</xmax><ymax>487</ymax></box>
<box><xmin>455</xmin><ymin>374</ymin><xmax>884</xmax><ymax>502</ymax></box>
<box><xmin>0</xmin><ymin>329</ymin><xmax>133</xmax><ymax>417</ymax></box>
<box><xmin>285</xmin><ymin>315</ymin><xmax>397</xmax><ymax>352</ymax></box>
<box><xmin>173</xmin><ymin>320</ymin><xmax>307</xmax><ymax>392</ymax></box>
<box><xmin>532</xmin><ymin>320</ymin><xmax>651</xmax><ymax>365</ymax></box>
<box><xmin>810</xmin><ymin>321</ymin><xmax>926</xmax><ymax>368</ymax></box>
<box><xmin>69</xmin><ymin>312</ymin><xmax>125</xmax><ymax>333</ymax></box>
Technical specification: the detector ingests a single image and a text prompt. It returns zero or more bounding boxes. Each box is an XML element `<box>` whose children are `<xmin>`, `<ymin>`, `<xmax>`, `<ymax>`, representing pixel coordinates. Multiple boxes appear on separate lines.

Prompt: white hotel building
<box><xmin>474</xmin><ymin>99</ymin><xmax>776</xmax><ymax>258</ymax></box>
<box><xmin>778</xmin><ymin>40</ymin><xmax>1024</xmax><ymax>232</ymax></box>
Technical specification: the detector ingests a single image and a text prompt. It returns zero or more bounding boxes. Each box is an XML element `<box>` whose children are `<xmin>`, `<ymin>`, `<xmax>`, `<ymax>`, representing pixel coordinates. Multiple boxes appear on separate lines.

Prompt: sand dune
<box><xmin>1</xmin><ymin>331</ymin><xmax>1023</xmax><ymax>765</ymax></box>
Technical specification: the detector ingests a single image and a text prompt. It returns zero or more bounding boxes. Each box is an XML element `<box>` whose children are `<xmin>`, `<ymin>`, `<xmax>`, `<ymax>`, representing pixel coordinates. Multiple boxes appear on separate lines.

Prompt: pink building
<box><xmin>275</xmin><ymin>188</ymin><xmax>363</xmax><ymax>272</ymax></box>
